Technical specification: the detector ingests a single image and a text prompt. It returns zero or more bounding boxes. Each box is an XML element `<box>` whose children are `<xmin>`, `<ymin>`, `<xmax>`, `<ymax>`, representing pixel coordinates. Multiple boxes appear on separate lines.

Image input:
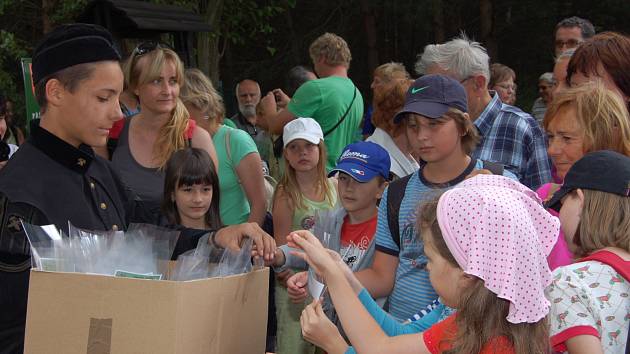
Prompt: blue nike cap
<box><xmin>393</xmin><ymin>74</ymin><xmax>468</xmax><ymax>123</ymax></box>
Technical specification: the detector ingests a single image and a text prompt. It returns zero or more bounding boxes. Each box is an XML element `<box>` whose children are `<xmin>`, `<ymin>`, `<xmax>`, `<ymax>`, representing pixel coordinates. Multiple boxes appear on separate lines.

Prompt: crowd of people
<box><xmin>0</xmin><ymin>14</ymin><xmax>628</xmax><ymax>354</ymax></box>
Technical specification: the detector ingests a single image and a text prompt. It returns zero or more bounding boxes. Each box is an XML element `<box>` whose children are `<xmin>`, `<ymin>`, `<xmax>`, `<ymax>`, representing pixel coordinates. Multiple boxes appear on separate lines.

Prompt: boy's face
<box><xmin>337</xmin><ymin>172</ymin><xmax>385</xmax><ymax>213</ymax></box>
<box><xmin>405</xmin><ymin>114</ymin><xmax>462</xmax><ymax>163</ymax></box>
<box><xmin>54</xmin><ymin>61</ymin><xmax>124</xmax><ymax>147</ymax></box>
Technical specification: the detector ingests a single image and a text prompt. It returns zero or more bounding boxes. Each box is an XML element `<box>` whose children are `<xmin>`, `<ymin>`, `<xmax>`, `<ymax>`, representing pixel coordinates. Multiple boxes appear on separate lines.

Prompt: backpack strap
<box><xmin>323</xmin><ymin>87</ymin><xmax>357</xmax><ymax>137</ymax></box>
<box><xmin>386</xmin><ymin>174</ymin><xmax>412</xmax><ymax>250</ymax></box>
<box><xmin>482</xmin><ymin>160</ymin><xmax>504</xmax><ymax>175</ymax></box>
<box><xmin>580</xmin><ymin>250</ymin><xmax>630</xmax><ymax>281</ymax></box>
<box><xmin>224</xmin><ymin>127</ymin><xmax>232</xmax><ymax>165</ymax></box>
<box><xmin>580</xmin><ymin>250</ymin><xmax>630</xmax><ymax>354</ymax></box>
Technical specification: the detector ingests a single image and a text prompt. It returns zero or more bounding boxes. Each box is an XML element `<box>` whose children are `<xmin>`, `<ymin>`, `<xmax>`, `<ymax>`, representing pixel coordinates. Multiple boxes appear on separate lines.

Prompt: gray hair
<box><xmin>234</xmin><ymin>79</ymin><xmax>261</xmax><ymax>96</ymax></box>
<box><xmin>539</xmin><ymin>72</ymin><xmax>555</xmax><ymax>84</ymax></box>
<box><xmin>555</xmin><ymin>16</ymin><xmax>596</xmax><ymax>39</ymax></box>
<box><xmin>415</xmin><ymin>34</ymin><xmax>490</xmax><ymax>81</ymax></box>
<box><xmin>556</xmin><ymin>48</ymin><xmax>576</xmax><ymax>62</ymax></box>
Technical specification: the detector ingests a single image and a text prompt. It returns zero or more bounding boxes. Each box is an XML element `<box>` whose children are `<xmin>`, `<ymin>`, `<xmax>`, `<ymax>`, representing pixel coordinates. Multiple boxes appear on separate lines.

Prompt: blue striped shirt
<box><xmin>375</xmin><ymin>159</ymin><xmax>516</xmax><ymax>321</ymax></box>
<box><xmin>472</xmin><ymin>93</ymin><xmax>552</xmax><ymax>190</ymax></box>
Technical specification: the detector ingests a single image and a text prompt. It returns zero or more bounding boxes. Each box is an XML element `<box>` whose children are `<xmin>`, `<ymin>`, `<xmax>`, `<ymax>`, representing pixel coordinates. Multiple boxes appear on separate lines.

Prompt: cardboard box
<box><xmin>24</xmin><ymin>267</ymin><xmax>269</xmax><ymax>354</ymax></box>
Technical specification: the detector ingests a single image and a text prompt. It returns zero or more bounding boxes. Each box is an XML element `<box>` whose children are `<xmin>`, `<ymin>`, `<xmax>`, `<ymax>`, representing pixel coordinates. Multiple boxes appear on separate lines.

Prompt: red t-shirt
<box><xmin>339</xmin><ymin>215</ymin><xmax>377</xmax><ymax>269</ymax></box>
<box><xmin>423</xmin><ymin>315</ymin><xmax>514</xmax><ymax>354</ymax></box>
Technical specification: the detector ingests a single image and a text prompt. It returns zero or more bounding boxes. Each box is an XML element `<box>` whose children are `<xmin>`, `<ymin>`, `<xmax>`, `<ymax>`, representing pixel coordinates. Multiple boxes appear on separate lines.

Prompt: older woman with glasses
<box><xmin>102</xmin><ymin>41</ymin><xmax>218</xmax><ymax>222</ymax></box>
<box><xmin>488</xmin><ymin>63</ymin><xmax>517</xmax><ymax>106</ymax></box>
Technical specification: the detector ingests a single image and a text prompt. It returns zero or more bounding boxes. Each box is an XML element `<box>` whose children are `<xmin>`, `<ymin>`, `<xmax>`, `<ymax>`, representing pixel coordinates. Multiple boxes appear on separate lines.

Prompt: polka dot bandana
<box><xmin>436</xmin><ymin>175</ymin><xmax>560</xmax><ymax>324</ymax></box>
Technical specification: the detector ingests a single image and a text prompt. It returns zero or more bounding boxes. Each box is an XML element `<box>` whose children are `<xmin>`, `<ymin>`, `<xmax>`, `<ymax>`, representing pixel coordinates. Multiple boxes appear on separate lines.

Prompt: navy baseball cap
<box><xmin>393</xmin><ymin>74</ymin><xmax>468</xmax><ymax>123</ymax></box>
<box><xmin>328</xmin><ymin>142</ymin><xmax>391</xmax><ymax>182</ymax></box>
<box><xmin>546</xmin><ymin>150</ymin><xmax>630</xmax><ymax>211</ymax></box>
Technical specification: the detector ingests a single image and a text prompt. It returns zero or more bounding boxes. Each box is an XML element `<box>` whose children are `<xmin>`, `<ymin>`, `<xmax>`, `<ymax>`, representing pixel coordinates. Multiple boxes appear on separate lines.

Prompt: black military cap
<box><xmin>32</xmin><ymin>23</ymin><xmax>120</xmax><ymax>84</ymax></box>
<box><xmin>546</xmin><ymin>150</ymin><xmax>630</xmax><ymax>211</ymax></box>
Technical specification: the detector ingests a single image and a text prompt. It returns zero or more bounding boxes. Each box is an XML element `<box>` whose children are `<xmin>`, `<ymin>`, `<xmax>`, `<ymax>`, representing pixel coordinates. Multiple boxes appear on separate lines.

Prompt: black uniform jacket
<box><xmin>0</xmin><ymin>125</ymin><xmax>134</xmax><ymax>354</ymax></box>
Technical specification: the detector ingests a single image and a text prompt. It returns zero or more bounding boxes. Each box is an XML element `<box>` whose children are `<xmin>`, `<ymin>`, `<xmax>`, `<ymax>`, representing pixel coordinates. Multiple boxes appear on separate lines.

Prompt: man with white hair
<box><xmin>230</xmin><ymin>79</ymin><xmax>271</xmax><ymax>164</ymax></box>
<box><xmin>416</xmin><ymin>35</ymin><xmax>552</xmax><ymax>189</ymax></box>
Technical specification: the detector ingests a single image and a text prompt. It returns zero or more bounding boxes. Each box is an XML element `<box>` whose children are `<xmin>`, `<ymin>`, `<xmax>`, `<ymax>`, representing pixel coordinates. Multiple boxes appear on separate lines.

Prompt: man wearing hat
<box><xmin>0</xmin><ymin>24</ymin><xmax>276</xmax><ymax>352</ymax></box>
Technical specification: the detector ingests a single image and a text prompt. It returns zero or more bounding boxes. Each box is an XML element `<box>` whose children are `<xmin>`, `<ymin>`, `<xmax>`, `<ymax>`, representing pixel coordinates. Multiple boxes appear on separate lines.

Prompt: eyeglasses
<box><xmin>495</xmin><ymin>83</ymin><xmax>517</xmax><ymax>91</ymax></box>
<box><xmin>555</xmin><ymin>39</ymin><xmax>581</xmax><ymax>49</ymax></box>
<box><xmin>132</xmin><ymin>41</ymin><xmax>173</xmax><ymax>57</ymax></box>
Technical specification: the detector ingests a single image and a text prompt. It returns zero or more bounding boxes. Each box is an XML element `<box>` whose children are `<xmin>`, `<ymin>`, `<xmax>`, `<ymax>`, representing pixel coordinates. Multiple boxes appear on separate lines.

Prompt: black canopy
<box><xmin>78</xmin><ymin>0</ymin><xmax>211</xmax><ymax>65</ymax></box>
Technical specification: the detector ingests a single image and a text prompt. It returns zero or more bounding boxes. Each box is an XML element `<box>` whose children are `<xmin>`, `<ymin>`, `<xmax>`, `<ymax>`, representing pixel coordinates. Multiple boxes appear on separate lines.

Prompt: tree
<box><xmin>191</xmin><ymin>0</ymin><xmax>295</xmax><ymax>84</ymax></box>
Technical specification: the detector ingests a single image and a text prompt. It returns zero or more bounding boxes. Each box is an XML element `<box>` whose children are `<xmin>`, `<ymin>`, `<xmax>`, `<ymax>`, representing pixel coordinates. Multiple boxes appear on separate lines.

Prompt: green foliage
<box><xmin>220</xmin><ymin>0</ymin><xmax>295</xmax><ymax>46</ymax></box>
<box><xmin>49</xmin><ymin>0</ymin><xmax>88</xmax><ymax>24</ymax></box>
<box><xmin>0</xmin><ymin>30</ymin><xmax>29</xmax><ymax>126</ymax></box>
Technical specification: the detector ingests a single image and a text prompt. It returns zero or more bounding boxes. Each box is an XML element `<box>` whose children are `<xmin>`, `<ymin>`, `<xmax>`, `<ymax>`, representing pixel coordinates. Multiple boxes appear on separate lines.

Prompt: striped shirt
<box><xmin>375</xmin><ymin>159</ymin><xmax>516</xmax><ymax>321</ymax></box>
<box><xmin>472</xmin><ymin>93</ymin><xmax>552</xmax><ymax>190</ymax></box>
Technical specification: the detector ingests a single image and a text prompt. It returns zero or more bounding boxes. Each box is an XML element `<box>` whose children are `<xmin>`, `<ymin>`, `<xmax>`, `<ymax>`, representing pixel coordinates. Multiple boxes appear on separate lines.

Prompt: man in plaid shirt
<box><xmin>416</xmin><ymin>34</ymin><xmax>552</xmax><ymax>190</ymax></box>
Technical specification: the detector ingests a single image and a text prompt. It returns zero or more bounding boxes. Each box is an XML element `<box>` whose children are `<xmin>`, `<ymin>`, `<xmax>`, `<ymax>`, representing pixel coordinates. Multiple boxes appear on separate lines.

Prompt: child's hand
<box><xmin>275</xmin><ymin>269</ymin><xmax>294</xmax><ymax>288</ymax></box>
<box><xmin>286</xmin><ymin>271</ymin><xmax>309</xmax><ymax>303</ymax></box>
<box><xmin>215</xmin><ymin>222</ymin><xmax>276</xmax><ymax>262</ymax></box>
<box><xmin>301</xmin><ymin>299</ymin><xmax>348</xmax><ymax>353</ymax></box>
<box><xmin>266</xmin><ymin>247</ymin><xmax>285</xmax><ymax>268</ymax></box>
<box><xmin>287</xmin><ymin>230</ymin><xmax>338</xmax><ymax>279</ymax></box>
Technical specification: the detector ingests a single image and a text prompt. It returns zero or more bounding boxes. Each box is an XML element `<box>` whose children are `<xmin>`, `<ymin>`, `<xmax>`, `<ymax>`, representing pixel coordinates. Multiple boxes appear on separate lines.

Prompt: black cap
<box><xmin>546</xmin><ymin>150</ymin><xmax>630</xmax><ymax>211</ymax></box>
<box><xmin>393</xmin><ymin>74</ymin><xmax>468</xmax><ymax>123</ymax></box>
<box><xmin>32</xmin><ymin>23</ymin><xmax>120</xmax><ymax>84</ymax></box>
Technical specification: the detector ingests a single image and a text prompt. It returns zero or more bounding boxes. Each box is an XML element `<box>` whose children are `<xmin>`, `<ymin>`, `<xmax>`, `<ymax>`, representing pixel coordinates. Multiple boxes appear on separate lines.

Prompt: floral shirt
<box><xmin>546</xmin><ymin>251</ymin><xmax>630</xmax><ymax>353</ymax></box>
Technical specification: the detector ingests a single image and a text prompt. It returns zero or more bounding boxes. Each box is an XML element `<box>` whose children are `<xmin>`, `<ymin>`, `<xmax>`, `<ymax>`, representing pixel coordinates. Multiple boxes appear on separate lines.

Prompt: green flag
<box><xmin>21</xmin><ymin>58</ymin><xmax>40</xmax><ymax>134</ymax></box>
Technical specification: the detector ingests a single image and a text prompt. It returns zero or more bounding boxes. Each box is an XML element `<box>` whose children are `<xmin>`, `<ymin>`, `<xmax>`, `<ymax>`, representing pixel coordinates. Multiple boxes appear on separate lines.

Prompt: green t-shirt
<box><xmin>287</xmin><ymin>76</ymin><xmax>364</xmax><ymax>171</ymax></box>
<box><xmin>223</xmin><ymin>119</ymin><xmax>237</xmax><ymax>129</ymax></box>
<box><xmin>291</xmin><ymin>179</ymin><xmax>338</xmax><ymax>232</ymax></box>
<box><xmin>213</xmin><ymin>125</ymin><xmax>259</xmax><ymax>225</ymax></box>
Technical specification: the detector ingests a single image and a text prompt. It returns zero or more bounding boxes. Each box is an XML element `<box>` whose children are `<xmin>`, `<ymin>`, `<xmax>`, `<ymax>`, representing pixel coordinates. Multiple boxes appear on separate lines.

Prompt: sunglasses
<box><xmin>132</xmin><ymin>41</ymin><xmax>173</xmax><ymax>57</ymax></box>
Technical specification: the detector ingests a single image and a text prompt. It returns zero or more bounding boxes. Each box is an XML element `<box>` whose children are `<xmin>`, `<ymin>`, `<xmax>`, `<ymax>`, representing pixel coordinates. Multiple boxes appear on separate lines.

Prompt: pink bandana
<box><xmin>437</xmin><ymin>175</ymin><xmax>560</xmax><ymax>323</ymax></box>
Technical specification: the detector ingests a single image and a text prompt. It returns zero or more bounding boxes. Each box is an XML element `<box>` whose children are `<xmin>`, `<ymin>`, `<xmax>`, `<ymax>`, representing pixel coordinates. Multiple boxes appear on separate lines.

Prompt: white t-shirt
<box><xmin>366</xmin><ymin>128</ymin><xmax>419</xmax><ymax>178</ymax></box>
<box><xmin>546</xmin><ymin>251</ymin><xmax>629</xmax><ymax>353</ymax></box>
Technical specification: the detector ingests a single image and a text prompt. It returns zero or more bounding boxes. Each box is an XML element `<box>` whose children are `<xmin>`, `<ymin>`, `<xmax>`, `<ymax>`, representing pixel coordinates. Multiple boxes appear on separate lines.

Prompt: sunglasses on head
<box><xmin>132</xmin><ymin>41</ymin><xmax>173</xmax><ymax>57</ymax></box>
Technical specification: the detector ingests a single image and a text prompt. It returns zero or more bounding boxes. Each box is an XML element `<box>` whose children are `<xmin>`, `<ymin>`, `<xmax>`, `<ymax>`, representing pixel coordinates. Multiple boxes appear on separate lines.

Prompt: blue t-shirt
<box><xmin>375</xmin><ymin>159</ymin><xmax>517</xmax><ymax>321</ymax></box>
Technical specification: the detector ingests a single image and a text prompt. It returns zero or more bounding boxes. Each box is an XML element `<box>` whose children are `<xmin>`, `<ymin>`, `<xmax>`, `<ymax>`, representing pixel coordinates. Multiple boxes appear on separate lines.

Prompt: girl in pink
<box><xmin>288</xmin><ymin>175</ymin><xmax>558</xmax><ymax>354</ymax></box>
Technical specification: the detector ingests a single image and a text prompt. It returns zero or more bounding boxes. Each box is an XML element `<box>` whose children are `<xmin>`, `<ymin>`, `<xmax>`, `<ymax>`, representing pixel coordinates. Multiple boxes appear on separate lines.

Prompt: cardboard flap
<box><xmin>25</xmin><ymin>268</ymin><xmax>270</xmax><ymax>354</ymax></box>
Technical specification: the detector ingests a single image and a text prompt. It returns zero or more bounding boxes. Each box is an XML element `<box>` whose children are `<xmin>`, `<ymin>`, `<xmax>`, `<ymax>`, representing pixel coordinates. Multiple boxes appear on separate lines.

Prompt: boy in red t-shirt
<box><xmin>273</xmin><ymin>141</ymin><xmax>391</xmax><ymax>299</ymax></box>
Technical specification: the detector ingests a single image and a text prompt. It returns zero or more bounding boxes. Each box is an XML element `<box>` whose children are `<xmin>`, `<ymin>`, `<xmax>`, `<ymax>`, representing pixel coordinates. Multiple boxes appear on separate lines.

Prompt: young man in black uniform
<box><xmin>0</xmin><ymin>24</ymin><xmax>275</xmax><ymax>353</ymax></box>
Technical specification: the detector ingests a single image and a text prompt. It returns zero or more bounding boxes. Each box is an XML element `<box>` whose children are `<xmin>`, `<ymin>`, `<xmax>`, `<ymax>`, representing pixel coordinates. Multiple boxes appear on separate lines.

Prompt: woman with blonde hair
<box><xmin>106</xmin><ymin>42</ymin><xmax>218</xmax><ymax>221</ymax></box>
<box><xmin>180</xmin><ymin>68</ymin><xmax>267</xmax><ymax>226</ymax></box>
<box><xmin>538</xmin><ymin>80</ymin><xmax>630</xmax><ymax>270</ymax></box>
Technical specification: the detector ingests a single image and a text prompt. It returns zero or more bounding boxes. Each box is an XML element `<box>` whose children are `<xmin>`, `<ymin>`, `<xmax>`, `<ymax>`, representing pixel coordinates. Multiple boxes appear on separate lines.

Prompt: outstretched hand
<box><xmin>286</xmin><ymin>271</ymin><xmax>309</xmax><ymax>303</ymax></box>
<box><xmin>287</xmin><ymin>230</ymin><xmax>339</xmax><ymax>280</ymax></box>
<box><xmin>213</xmin><ymin>222</ymin><xmax>276</xmax><ymax>262</ymax></box>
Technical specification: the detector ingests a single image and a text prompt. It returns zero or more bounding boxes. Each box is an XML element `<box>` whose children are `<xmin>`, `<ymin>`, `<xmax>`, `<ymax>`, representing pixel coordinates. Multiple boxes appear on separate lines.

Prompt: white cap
<box><xmin>283</xmin><ymin>117</ymin><xmax>324</xmax><ymax>147</ymax></box>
